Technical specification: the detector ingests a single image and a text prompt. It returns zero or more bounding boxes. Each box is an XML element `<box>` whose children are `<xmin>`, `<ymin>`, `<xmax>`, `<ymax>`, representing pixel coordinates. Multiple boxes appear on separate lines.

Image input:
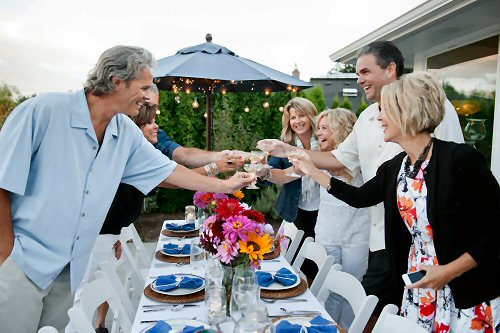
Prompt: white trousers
<box><xmin>0</xmin><ymin>255</ymin><xmax>72</xmax><ymax>333</ymax></box>
<box><xmin>323</xmin><ymin>226</ymin><xmax>370</xmax><ymax>330</ymax></box>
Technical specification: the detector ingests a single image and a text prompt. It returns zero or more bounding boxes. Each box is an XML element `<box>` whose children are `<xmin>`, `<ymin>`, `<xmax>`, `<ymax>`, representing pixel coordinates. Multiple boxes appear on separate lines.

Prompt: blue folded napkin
<box><xmin>155</xmin><ymin>275</ymin><xmax>204</xmax><ymax>291</ymax></box>
<box><xmin>165</xmin><ymin>222</ymin><xmax>196</xmax><ymax>231</ymax></box>
<box><xmin>256</xmin><ymin>267</ymin><xmax>298</xmax><ymax>287</ymax></box>
<box><xmin>147</xmin><ymin>321</ymin><xmax>205</xmax><ymax>333</ymax></box>
<box><xmin>163</xmin><ymin>243</ymin><xmax>191</xmax><ymax>255</ymax></box>
<box><xmin>276</xmin><ymin>316</ymin><xmax>337</xmax><ymax>333</ymax></box>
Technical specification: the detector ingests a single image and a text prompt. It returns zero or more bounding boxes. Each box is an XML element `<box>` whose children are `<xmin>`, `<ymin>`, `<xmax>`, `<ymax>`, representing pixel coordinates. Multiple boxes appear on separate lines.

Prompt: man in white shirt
<box><xmin>259</xmin><ymin>41</ymin><xmax>463</xmax><ymax>328</ymax></box>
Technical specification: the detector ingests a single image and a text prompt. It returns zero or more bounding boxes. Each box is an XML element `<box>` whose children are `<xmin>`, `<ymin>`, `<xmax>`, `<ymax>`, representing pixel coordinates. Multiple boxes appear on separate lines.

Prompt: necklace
<box><xmin>403</xmin><ymin>137</ymin><xmax>433</xmax><ymax>179</ymax></box>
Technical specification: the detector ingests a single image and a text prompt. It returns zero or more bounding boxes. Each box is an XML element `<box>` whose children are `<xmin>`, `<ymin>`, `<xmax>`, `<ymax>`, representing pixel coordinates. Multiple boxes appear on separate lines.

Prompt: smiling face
<box><xmin>289</xmin><ymin>107</ymin><xmax>312</xmax><ymax>139</ymax></box>
<box><xmin>316</xmin><ymin>116</ymin><xmax>335</xmax><ymax>151</ymax></box>
<box><xmin>114</xmin><ymin>68</ymin><xmax>153</xmax><ymax>116</ymax></box>
<box><xmin>141</xmin><ymin>116</ymin><xmax>159</xmax><ymax>144</ymax></box>
<box><xmin>377</xmin><ymin>104</ymin><xmax>402</xmax><ymax>144</ymax></box>
<box><xmin>356</xmin><ymin>54</ymin><xmax>396</xmax><ymax>103</ymax></box>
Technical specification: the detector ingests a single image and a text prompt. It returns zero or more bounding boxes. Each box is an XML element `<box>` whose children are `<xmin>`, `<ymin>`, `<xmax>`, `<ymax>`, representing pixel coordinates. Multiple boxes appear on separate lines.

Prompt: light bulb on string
<box><xmin>244</xmin><ymin>107</ymin><xmax>250</xmax><ymax>113</ymax></box>
<box><xmin>174</xmin><ymin>96</ymin><xmax>181</xmax><ymax>104</ymax></box>
<box><xmin>204</xmin><ymin>112</ymin><xmax>208</xmax><ymax>118</ymax></box>
<box><xmin>279</xmin><ymin>106</ymin><xmax>284</xmax><ymax>112</ymax></box>
<box><xmin>192</xmin><ymin>97</ymin><xmax>199</xmax><ymax>109</ymax></box>
<box><xmin>263</xmin><ymin>100</ymin><xmax>270</xmax><ymax>109</ymax></box>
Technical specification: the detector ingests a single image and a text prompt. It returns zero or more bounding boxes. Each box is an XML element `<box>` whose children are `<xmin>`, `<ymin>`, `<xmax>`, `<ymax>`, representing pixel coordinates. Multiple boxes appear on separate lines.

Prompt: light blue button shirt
<box><xmin>0</xmin><ymin>90</ymin><xmax>177</xmax><ymax>291</ymax></box>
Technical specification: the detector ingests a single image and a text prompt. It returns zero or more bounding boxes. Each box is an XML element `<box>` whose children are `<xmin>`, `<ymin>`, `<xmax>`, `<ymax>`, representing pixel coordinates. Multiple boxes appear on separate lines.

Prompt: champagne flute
<box><xmin>243</xmin><ymin>163</ymin><xmax>262</xmax><ymax>189</ymax></box>
<box><xmin>285</xmin><ymin>149</ymin><xmax>302</xmax><ymax>177</ymax></box>
<box><xmin>250</xmin><ymin>151</ymin><xmax>267</xmax><ymax>164</ymax></box>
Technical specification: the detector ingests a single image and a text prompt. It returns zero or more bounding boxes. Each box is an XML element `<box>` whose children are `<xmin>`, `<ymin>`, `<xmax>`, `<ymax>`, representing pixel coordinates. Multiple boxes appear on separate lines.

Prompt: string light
<box><xmin>265</xmin><ymin>90</ymin><xmax>270</xmax><ymax>96</ymax></box>
<box><xmin>204</xmin><ymin>112</ymin><xmax>208</xmax><ymax>118</ymax></box>
<box><xmin>175</xmin><ymin>96</ymin><xmax>181</xmax><ymax>104</ymax></box>
<box><xmin>279</xmin><ymin>106</ymin><xmax>284</xmax><ymax>112</ymax></box>
<box><xmin>186</xmin><ymin>88</ymin><xmax>191</xmax><ymax>94</ymax></box>
<box><xmin>244</xmin><ymin>107</ymin><xmax>250</xmax><ymax>112</ymax></box>
<box><xmin>192</xmin><ymin>97</ymin><xmax>199</xmax><ymax>109</ymax></box>
<box><xmin>263</xmin><ymin>100</ymin><xmax>270</xmax><ymax>108</ymax></box>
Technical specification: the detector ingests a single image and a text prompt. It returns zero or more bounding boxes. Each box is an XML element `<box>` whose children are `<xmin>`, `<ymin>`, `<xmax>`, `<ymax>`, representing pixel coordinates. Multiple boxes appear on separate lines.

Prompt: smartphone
<box><xmin>402</xmin><ymin>270</ymin><xmax>426</xmax><ymax>285</ymax></box>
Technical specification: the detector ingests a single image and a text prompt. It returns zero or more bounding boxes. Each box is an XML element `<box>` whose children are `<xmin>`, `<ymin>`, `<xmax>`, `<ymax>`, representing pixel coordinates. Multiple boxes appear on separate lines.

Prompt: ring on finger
<box><xmin>227</xmin><ymin>159</ymin><xmax>233</xmax><ymax>165</ymax></box>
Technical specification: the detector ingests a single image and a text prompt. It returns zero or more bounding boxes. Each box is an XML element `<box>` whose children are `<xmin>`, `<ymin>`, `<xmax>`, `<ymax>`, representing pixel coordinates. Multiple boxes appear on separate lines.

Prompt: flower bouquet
<box><xmin>196</xmin><ymin>192</ymin><xmax>274</xmax><ymax>270</ymax></box>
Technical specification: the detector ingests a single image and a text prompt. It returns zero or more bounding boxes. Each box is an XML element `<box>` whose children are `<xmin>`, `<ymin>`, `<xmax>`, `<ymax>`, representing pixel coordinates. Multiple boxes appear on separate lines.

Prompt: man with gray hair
<box><xmin>0</xmin><ymin>45</ymin><xmax>252</xmax><ymax>332</ymax></box>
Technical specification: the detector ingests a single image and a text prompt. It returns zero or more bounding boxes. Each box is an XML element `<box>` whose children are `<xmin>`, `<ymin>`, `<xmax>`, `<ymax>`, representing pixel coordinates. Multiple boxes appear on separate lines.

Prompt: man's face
<box><xmin>114</xmin><ymin>68</ymin><xmax>153</xmax><ymax>116</ymax></box>
<box><xmin>356</xmin><ymin>54</ymin><xmax>396</xmax><ymax>103</ymax></box>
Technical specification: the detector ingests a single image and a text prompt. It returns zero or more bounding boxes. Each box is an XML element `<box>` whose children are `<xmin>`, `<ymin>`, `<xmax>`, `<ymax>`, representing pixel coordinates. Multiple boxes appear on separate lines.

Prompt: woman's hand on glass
<box><xmin>256</xmin><ymin>139</ymin><xmax>291</xmax><ymax>158</ymax></box>
<box><xmin>216</xmin><ymin>153</ymin><xmax>244</xmax><ymax>173</ymax></box>
<box><xmin>289</xmin><ymin>150</ymin><xmax>316</xmax><ymax>176</ymax></box>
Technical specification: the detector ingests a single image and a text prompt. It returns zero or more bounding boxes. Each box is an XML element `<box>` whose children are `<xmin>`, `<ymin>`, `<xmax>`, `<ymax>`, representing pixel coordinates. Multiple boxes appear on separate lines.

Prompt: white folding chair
<box><xmin>291</xmin><ymin>237</ymin><xmax>335</xmax><ymax>295</ymax></box>
<box><xmin>98</xmin><ymin>259</ymin><xmax>140</xmax><ymax>321</ymax></box>
<box><xmin>279</xmin><ymin>220</ymin><xmax>305</xmax><ymax>264</ymax></box>
<box><xmin>317</xmin><ymin>265</ymin><xmax>378</xmax><ymax>333</ymax></box>
<box><xmin>37</xmin><ymin>327</ymin><xmax>58</xmax><ymax>333</ymax></box>
<box><xmin>372</xmin><ymin>304</ymin><xmax>427</xmax><ymax>333</ymax></box>
<box><xmin>118</xmin><ymin>224</ymin><xmax>151</xmax><ymax>284</ymax></box>
<box><xmin>68</xmin><ymin>271</ymin><xmax>132</xmax><ymax>333</ymax></box>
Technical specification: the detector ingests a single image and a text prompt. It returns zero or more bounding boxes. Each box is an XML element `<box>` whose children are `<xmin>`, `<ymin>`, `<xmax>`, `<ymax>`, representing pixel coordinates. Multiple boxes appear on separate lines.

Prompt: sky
<box><xmin>0</xmin><ymin>0</ymin><xmax>427</xmax><ymax>96</ymax></box>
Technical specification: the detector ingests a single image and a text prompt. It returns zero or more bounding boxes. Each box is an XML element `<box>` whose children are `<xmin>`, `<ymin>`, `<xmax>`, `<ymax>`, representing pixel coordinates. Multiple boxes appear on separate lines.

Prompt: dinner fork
<box><xmin>261</xmin><ymin>298</ymin><xmax>307</xmax><ymax>304</ymax></box>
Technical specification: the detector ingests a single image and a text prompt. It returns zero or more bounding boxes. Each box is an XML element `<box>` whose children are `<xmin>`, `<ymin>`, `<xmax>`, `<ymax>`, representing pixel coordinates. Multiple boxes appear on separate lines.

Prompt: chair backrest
<box><xmin>291</xmin><ymin>237</ymin><xmax>335</xmax><ymax>295</ymax></box>
<box><xmin>280</xmin><ymin>220</ymin><xmax>305</xmax><ymax>263</ymax></box>
<box><xmin>68</xmin><ymin>272</ymin><xmax>132</xmax><ymax>333</ymax></box>
<box><xmin>37</xmin><ymin>327</ymin><xmax>58</xmax><ymax>333</ymax></box>
<box><xmin>372</xmin><ymin>304</ymin><xmax>427</xmax><ymax>333</ymax></box>
<box><xmin>119</xmin><ymin>224</ymin><xmax>151</xmax><ymax>283</ymax></box>
<box><xmin>99</xmin><ymin>259</ymin><xmax>139</xmax><ymax>321</ymax></box>
<box><xmin>317</xmin><ymin>265</ymin><xmax>378</xmax><ymax>333</ymax></box>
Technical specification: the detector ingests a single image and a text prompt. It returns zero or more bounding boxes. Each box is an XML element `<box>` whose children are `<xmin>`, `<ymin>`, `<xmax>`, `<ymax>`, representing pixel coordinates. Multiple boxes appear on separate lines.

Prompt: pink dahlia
<box><xmin>222</xmin><ymin>215</ymin><xmax>254</xmax><ymax>243</ymax></box>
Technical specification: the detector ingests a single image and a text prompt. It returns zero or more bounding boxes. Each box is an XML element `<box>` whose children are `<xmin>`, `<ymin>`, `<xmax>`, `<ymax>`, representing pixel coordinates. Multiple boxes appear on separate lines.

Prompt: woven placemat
<box><xmin>155</xmin><ymin>250</ymin><xmax>190</xmax><ymax>264</ymax></box>
<box><xmin>263</xmin><ymin>247</ymin><xmax>280</xmax><ymax>260</ymax></box>
<box><xmin>260</xmin><ymin>278</ymin><xmax>307</xmax><ymax>299</ymax></box>
<box><xmin>144</xmin><ymin>284</ymin><xmax>205</xmax><ymax>303</ymax></box>
<box><xmin>161</xmin><ymin>229</ymin><xmax>199</xmax><ymax>238</ymax></box>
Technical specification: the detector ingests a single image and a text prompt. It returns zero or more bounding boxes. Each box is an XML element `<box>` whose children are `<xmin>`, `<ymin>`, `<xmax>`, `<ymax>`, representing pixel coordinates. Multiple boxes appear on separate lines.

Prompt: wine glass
<box><xmin>464</xmin><ymin>118</ymin><xmax>486</xmax><ymax>148</ymax></box>
<box><xmin>250</xmin><ymin>151</ymin><xmax>267</xmax><ymax>164</ymax></box>
<box><xmin>243</xmin><ymin>163</ymin><xmax>263</xmax><ymax>189</ymax></box>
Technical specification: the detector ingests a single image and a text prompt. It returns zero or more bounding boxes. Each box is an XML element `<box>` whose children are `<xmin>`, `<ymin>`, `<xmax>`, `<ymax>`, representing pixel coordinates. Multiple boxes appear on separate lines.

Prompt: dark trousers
<box><xmin>361</xmin><ymin>249</ymin><xmax>403</xmax><ymax>315</ymax></box>
<box><xmin>292</xmin><ymin>208</ymin><xmax>318</xmax><ymax>279</ymax></box>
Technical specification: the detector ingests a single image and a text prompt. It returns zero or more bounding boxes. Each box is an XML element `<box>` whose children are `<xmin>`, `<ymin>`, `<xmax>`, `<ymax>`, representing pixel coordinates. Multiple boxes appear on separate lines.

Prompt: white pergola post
<box><xmin>490</xmin><ymin>39</ymin><xmax>500</xmax><ymax>183</ymax></box>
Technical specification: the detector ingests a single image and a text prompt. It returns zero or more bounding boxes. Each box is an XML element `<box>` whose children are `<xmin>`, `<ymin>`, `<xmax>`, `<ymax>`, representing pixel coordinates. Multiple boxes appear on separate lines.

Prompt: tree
<box><xmin>0</xmin><ymin>83</ymin><xmax>35</xmax><ymax>129</ymax></box>
<box><xmin>357</xmin><ymin>96</ymin><xmax>368</xmax><ymax>116</ymax></box>
<box><xmin>331</xmin><ymin>94</ymin><xmax>340</xmax><ymax>108</ymax></box>
<box><xmin>339</xmin><ymin>96</ymin><xmax>352</xmax><ymax>110</ymax></box>
<box><xmin>301</xmin><ymin>85</ymin><xmax>327</xmax><ymax>112</ymax></box>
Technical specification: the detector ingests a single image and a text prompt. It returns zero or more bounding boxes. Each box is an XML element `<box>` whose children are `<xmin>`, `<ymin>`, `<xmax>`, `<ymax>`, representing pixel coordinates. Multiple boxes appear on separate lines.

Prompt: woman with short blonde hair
<box><xmin>293</xmin><ymin>71</ymin><xmax>500</xmax><ymax>332</ymax></box>
<box><xmin>316</xmin><ymin>108</ymin><xmax>357</xmax><ymax>150</ymax></box>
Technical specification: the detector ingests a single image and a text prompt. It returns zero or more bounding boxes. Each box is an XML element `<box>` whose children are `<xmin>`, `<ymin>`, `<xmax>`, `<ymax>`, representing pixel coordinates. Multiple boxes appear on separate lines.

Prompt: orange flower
<box><xmin>233</xmin><ymin>190</ymin><xmax>244</xmax><ymax>200</ymax></box>
<box><xmin>398</xmin><ymin>195</ymin><xmax>417</xmax><ymax>228</ymax></box>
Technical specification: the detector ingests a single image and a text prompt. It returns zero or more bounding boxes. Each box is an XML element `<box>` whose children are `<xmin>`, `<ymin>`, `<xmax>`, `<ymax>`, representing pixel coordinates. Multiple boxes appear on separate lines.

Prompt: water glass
<box><xmin>189</xmin><ymin>240</ymin><xmax>205</xmax><ymax>270</ymax></box>
<box><xmin>205</xmin><ymin>256</ymin><xmax>224</xmax><ymax>287</ymax></box>
<box><xmin>232</xmin><ymin>268</ymin><xmax>257</xmax><ymax>289</ymax></box>
<box><xmin>230</xmin><ymin>283</ymin><xmax>260</xmax><ymax>322</ymax></box>
<box><xmin>205</xmin><ymin>286</ymin><xmax>227</xmax><ymax>324</ymax></box>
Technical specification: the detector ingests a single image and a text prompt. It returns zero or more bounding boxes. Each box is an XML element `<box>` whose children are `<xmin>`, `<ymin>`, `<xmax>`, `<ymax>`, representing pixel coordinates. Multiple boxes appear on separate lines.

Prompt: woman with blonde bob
<box><xmin>260</xmin><ymin>97</ymin><xmax>320</xmax><ymax>278</ymax></box>
<box><xmin>292</xmin><ymin>72</ymin><xmax>500</xmax><ymax>332</ymax></box>
<box><xmin>314</xmin><ymin>108</ymin><xmax>370</xmax><ymax>329</ymax></box>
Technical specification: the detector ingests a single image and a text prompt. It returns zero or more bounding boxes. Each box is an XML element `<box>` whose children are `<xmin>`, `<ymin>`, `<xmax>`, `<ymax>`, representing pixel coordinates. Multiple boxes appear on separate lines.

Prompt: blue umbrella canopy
<box><xmin>154</xmin><ymin>34</ymin><xmax>312</xmax><ymax>149</ymax></box>
<box><xmin>154</xmin><ymin>34</ymin><xmax>312</xmax><ymax>94</ymax></box>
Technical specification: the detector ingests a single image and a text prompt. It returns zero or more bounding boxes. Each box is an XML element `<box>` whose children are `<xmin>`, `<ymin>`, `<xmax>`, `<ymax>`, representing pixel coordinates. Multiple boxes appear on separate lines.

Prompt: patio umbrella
<box><xmin>154</xmin><ymin>33</ymin><xmax>312</xmax><ymax>149</ymax></box>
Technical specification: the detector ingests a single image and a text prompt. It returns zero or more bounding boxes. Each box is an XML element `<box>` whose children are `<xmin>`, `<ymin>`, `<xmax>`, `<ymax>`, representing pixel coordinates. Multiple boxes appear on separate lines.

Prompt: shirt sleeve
<box><xmin>122</xmin><ymin>130</ymin><xmax>178</xmax><ymax>195</ymax></box>
<box><xmin>332</xmin><ymin>123</ymin><xmax>361</xmax><ymax>177</ymax></box>
<box><xmin>434</xmin><ymin>99</ymin><xmax>464</xmax><ymax>143</ymax></box>
<box><xmin>154</xmin><ymin>129</ymin><xmax>181</xmax><ymax>159</ymax></box>
<box><xmin>0</xmin><ymin>99</ymin><xmax>42</xmax><ymax>195</ymax></box>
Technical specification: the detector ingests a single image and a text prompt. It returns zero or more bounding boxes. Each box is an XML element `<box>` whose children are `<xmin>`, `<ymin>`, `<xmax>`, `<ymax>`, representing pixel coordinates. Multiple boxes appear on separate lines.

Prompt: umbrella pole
<box><xmin>206</xmin><ymin>92</ymin><xmax>214</xmax><ymax>151</ymax></box>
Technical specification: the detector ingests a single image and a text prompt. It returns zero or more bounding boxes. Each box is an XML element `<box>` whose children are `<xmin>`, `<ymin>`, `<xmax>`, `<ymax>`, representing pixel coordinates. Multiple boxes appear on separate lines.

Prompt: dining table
<box><xmin>131</xmin><ymin>220</ymin><xmax>337</xmax><ymax>333</ymax></box>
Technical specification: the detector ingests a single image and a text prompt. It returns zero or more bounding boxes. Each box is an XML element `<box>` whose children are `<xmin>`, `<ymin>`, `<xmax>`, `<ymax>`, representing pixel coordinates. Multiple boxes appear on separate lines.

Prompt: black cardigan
<box><xmin>328</xmin><ymin>139</ymin><xmax>500</xmax><ymax>309</ymax></box>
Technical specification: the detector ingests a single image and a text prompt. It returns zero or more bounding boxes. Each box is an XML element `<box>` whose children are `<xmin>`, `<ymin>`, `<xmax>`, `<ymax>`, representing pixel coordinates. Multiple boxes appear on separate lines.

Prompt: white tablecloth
<box><xmin>131</xmin><ymin>220</ymin><xmax>332</xmax><ymax>332</ymax></box>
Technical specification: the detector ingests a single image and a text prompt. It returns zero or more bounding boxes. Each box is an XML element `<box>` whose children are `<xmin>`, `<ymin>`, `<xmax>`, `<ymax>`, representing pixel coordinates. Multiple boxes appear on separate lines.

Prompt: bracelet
<box><xmin>204</xmin><ymin>162</ymin><xmax>219</xmax><ymax>177</ymax></box>
<box><xmin>325</xmin><ymin>177</ymin><xmax>332</xmax><ymax>192</ymax></box>
<box><xmin>260</xmin><ymin>167</ymin><xmax>272</xmax><ymax>181</ymax></box>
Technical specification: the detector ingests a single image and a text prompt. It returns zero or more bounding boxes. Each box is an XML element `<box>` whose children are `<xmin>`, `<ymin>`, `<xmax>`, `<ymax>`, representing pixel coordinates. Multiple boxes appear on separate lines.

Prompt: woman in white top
<box><xmin>314</xmin><ymin>108</ymin><xmax>370</xmax><ymax>329</ymax></box>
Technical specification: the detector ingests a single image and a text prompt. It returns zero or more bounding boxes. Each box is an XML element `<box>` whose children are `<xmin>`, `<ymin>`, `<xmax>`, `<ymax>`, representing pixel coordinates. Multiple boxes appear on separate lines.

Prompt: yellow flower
<box><xmin>239</xmin><ymin>232</ymin><xmax>273</xmax><ymax>261</ymax></box>
<box><xmin>233</xmin><ymin>190</ymin><xmax>244</xmax><ymax>200</ymax></box>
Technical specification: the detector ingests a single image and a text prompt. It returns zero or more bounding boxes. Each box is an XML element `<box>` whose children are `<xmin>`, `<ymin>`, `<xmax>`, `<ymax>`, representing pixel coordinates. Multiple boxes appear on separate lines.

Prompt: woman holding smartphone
<box><xmin>291</xmin><ymin>72</ymin><xmax>500</xmax><ymax>332</ymax></box>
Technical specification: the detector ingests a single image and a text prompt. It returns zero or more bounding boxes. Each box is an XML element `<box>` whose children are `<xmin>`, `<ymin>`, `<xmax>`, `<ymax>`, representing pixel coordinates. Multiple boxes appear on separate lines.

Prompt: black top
<box><xmin>99</xmin><ymin>183</ymin><xmax>147</xmax><ymax>235</ymax></box>
<box><xmin>328</xmin><ymin>139</ymin><xmax>500</xmax><ymax>309</ymax></box>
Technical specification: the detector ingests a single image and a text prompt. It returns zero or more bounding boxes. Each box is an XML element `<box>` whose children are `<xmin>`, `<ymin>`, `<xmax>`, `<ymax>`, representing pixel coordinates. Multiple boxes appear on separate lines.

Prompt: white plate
<box><xmin>160</xmin><ymin>244</ymin><xmax>190</xmax><ymax>257</ymax></box>
<box><xmin>151</xmin><ymin>273</ymin><xmax>205</xmax><ymax>296</ymax></box>
<box><xmin>259</xmin><ymin>271</ymin><xmax>300</xmax><ymax>291</ymax></box>
<box><xmin>141</xmin><ymin>318</ymin><xmax>210</xmax><ymax>333</ymax></box>
<box><xmin>274</xmin><ymin>316</ymin><xmax>334</xmax><ymax>329</ymax></box>
<box><xmin>164</xmin><ymin>222</ymin><xmax>200</xmax><ymax>234</ymax></box>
